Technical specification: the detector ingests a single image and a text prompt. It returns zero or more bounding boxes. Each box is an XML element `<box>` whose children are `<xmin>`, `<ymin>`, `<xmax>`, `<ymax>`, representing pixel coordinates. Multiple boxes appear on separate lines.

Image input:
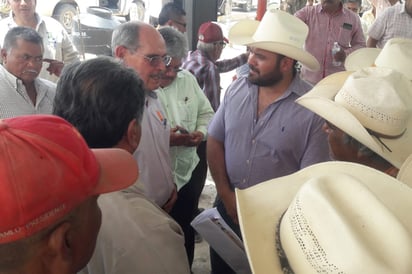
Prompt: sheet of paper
<box><xmin>191</xmin><ymin>207</ymin><xmax>251</xmax><ymax>274</ymax></box>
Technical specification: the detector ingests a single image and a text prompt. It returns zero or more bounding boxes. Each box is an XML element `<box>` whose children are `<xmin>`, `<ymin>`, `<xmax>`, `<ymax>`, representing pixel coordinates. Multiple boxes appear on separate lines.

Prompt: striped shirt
<box><xmin>182</xmin><ymin>50</ymin><xmax>247</xmax><ymax>111</ymax></box>
<box><xmin>368</xmin><ymin>2</ymin><xmax>412</xmax><ymax>48</ymax></box>
<box><xmin>0</xmin><ymin>65</ymin><xmax>56</xmax><ymax>118</ymax></box>
<box><xmin>295</xmin><ymin>4</ymin><xmax>366</xmax><ymax>84</ymax></box>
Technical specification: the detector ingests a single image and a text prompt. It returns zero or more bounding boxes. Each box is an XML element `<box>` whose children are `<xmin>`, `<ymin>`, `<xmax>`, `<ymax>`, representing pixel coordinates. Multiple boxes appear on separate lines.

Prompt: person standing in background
<box><xmin>0</xmin><ymin>0</ymin><xmax>79</xmax><ymax>82</ymax></box>
<box><xmin>295</xmin><ymin>0</ymin><xmax>365</xmax><ymax>84</ymax></box>
<box><xmin>0</xmin><ymin>27</ymin><xmax>55</xmax><ymax>118</ymax></box>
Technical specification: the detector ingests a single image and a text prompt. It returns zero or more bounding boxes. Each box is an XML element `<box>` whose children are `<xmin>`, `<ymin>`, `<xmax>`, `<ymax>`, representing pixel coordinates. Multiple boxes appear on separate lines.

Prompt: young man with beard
<box><xmin>206</xmin><ymin>10</ymin><xmax>331</xmax><ymax>273</ymax></box>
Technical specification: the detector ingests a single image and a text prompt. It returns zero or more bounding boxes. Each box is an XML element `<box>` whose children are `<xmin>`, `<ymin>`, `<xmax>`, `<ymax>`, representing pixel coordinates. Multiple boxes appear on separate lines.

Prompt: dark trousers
<box><xmin>170</xmin><ymin>141</ymin><xmax>208</xmax><ymax>267</ymax></box>
<box><xmin>210</xmin><ymin>197</ymin><xmax>243</xmax><ymax>274</ymax></box>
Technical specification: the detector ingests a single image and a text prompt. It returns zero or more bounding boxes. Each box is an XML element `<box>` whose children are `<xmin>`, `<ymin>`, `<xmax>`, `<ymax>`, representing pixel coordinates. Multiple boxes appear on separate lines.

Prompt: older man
<box><xmin>207</xmin><ymin>10</ymin><xmax>330</xmax><ymax>273</ymax></box>
<box><xmin>0</xmin><ymin>26</ymin><xmax>55</xmax><ymax>118</ymax></box>
<box><xmin>0</xmin><ymin>114</ymin><xmax>138</xmax><ymax>274</ymax></box>
<box><xmin>54</xmin><ymin>57</ymin><xmax>190</xmax><ymax>274</ymax></box>
<box><xmin>297</xmin><ymin>66</ymin><xmax>412</xmax><ymax>176</ymax></box>
<box><xmin>182</xmin><ymin>21</ymin><xmax>248</xmax><ymax>112</ymax></box>
<box><xmin>156</xmin><ymin>26</ymin><xmax>214</xmax><ymax>268</ymax></box>
<box><xmin>0</xmin><ymin>0</ymin><xmax>79</xmax><ymax>82</ymax></box>
<box><xmin>111</xmin><ymin>21</ymin><xmax>177</xmax><ymax>212</ymax></box>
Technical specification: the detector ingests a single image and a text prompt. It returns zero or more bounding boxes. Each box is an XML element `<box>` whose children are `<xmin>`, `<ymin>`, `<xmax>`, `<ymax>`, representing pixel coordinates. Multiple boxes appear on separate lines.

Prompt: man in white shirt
<box><xmin>0</xmin><ymin>26</ymin><xmax>55</xmax><ymax>118</ymax></box>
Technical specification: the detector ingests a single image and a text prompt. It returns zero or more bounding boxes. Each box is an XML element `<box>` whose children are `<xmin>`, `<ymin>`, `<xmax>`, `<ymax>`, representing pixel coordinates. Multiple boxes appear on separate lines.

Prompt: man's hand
<box><xmin>162</xmin><ymin>184</ymin><xmax>178</xmax><ymax>213</ymax></box>
<box><xmin>170</xmin><ymin>127</ymin><xmax>204</xmax><ymax>147</ymax></box>
<box><xmin>43</xmin><ymin>58</ymin><xmax>64</xmax><ymax>77</ymax></box>
<box><xmin>334</xmin><ymin>48</ymin><xmax>346</xmax><ymax>63</ymax></box>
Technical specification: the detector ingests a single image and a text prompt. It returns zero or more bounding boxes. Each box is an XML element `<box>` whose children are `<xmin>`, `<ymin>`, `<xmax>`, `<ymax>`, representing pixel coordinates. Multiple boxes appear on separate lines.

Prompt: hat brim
<box><xmin>236</xmin><ymin>161</ymin><xmax>412</xmax><ymax>274</ymax></box>
<box><xmin>344</xmin><ymin>48</ymin><xmax>381</xmax><ymax>71</ymax></box>
<box><xmin>228</xmin><ymin>20</ymin><xmax>320</xmax><ymax>72</ymax></box>
<box><xmin>296</xmin><ymin>71</ymin><xmax>412</xmax><ymax>168</ymax></box>
<box><xmin>91</xmin><ymin>148</ymin><xmax>138</xmax><ymax>194</ymax></box>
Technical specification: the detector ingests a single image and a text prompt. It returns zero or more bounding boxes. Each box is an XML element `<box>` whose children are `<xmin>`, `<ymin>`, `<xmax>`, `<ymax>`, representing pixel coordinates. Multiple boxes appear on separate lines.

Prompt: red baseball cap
<box><xmin>198</xmin><ymin>21</ymin><xmax>228</xmax><ymax>43</ymax></box>
<box><xmin>0</xmin><ymin>115</ymin><xmax>138</xmax><ymax>244</ymax></box>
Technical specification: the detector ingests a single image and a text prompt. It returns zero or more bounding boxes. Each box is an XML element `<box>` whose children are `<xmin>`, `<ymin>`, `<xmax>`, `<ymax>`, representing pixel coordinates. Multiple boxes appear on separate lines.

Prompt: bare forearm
<box><xmin>207</xmin><ymin>136</ymin><xmax>232</xmax><ymax>197</ymax></box>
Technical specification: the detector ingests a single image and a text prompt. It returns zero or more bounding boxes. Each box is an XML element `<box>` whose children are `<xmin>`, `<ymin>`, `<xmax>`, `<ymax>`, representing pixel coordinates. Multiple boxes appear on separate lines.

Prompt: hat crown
<box><xmin>228</xmin><ymin>9</ymin><xmax>320</xmax><ymax>71</ymax></box>
<box><xmin>335</xmin><ymin>67</ymin><xmax>412</xmax><ymax>136</ymax></box>
<box><xmin>281</xmin><ymin>174</ymin><xmax>412</xmax><ymax>273</ymax></box>
<box><xmin>375</xmin><ymin>38</ymin><xmax>412</xmax><ymax>80</ymax></box>
<box><xmin>0</xmin><ymin>115</ymin><xmax>99</xmax><ymax>243</ymax></box>
<box><xmin>252</xmin><ymin>9</ymin><xmax>308</xmax><ymax>50</ymax></box>
<box><xmin>198</xmin><ymin>21</ymin><xmax>225</xmax><ymax>43</ymax></box>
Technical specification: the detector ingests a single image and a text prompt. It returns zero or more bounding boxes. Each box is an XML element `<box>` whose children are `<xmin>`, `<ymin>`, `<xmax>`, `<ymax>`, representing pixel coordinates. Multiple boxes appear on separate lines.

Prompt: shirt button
<box><xmin>246</xmin><ymin>160</ymin><xmax>250</xmax><ymax>164</ymax></box>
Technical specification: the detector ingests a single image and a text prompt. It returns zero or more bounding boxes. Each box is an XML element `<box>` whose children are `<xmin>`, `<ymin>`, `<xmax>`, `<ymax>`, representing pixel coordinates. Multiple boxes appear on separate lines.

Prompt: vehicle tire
<box><xmin>218</xmin><ymin>0</ymin><xmax>226</xmax><ymax>15</ymax></box>
<box><xmin>126</xmin><ymin>0</ymin><xmax>145</xmax><ymax>21</ymax></box>
<box><xmin>53</xmin><ymin>4</ymin><xmax>78</xmax><ymax>33</ymax></box>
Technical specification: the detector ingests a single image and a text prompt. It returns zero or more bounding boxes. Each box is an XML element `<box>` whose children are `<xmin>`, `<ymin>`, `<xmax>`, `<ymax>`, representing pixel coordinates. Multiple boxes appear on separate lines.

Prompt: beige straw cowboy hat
<box><xmin>296</xmin><ymin>67</ymin><xmax>412</xmax><ymax>168</ymax></box>
<box><xmin>228</xmin><ymin>9</ymin><xmax>320</xmax><ymax>71</ymax></box>
<box><xmin>345</xmin><ymin>37</ymin><xmax>412</xmax><ymax>80</ymax></box>
<box><xmin>236</xmin><ymin>161</ymin><xmax>412</xmax><ymax>274</ymax></box>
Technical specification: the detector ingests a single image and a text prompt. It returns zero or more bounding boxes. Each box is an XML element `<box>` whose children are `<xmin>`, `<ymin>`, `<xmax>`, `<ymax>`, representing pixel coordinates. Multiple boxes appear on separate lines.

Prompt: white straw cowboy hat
<box><xmin>236</xmin><ymin>161</ymin><xmax>412</xmax><ymax>274</ymax></box>
<box><xmin>296</xmin><ymin>67</ymin><xmax>412</xmax><ymax>168</ymax></box>
<box><xmin>345</xmin><ymin>38</ymin><xmax>412</xmax><ymax>80</ymax></box>
<box><xmin>228</xmin><ymin>9</ymin><xmax>320</xmax><ymax>72</ymax></box>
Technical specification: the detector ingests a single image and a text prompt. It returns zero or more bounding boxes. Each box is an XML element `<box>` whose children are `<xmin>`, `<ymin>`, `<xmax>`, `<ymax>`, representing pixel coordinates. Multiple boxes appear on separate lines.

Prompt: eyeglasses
<box><xmin>213</xmin><ymin>41</ymin><xmax>226</xmax><ymax>48</ymax></box>
<box><xmin>172</xmin><ymin>19</ymin><xmax>187</xmax><ymax>28</ymax></box>
<box><xmin>128</xmin><ymin>49</ymin><xmax>172</xmax><ymax>67</ymax></box>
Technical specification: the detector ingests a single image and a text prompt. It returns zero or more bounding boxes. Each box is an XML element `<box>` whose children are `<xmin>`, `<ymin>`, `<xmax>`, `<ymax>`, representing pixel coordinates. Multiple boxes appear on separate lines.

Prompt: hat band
<box><xmin>367</xmin><ymin>127</ymin><xmax>407</xmax><ymax>153</ymax></box>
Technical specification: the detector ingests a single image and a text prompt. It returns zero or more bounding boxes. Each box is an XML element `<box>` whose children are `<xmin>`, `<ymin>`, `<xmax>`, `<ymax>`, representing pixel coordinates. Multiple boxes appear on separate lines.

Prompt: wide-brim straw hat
<box><xmin>228</xmin><ymin>9</ymin><xmax>320</xmax><ymax>71</ymax></box>
<box><xmin>236</xmin><ymin>161</ymin><xmax>412</xmax><ymax>274</ymax></box>
<box><xmin>345</xmin><ymin>38</ymin><xmax>412</xmax><ymax>80</ymax></box>
<box><xmin>296</xmin><ymin>67</ymin><xmax>412</xmax><ymax>168</ymax></box>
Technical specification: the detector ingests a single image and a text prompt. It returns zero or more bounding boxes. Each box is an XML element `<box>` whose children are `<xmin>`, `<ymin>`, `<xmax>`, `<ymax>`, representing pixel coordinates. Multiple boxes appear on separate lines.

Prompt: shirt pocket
<box><xmin>337</xmin><ymin>25</ymin><xmax>353</xmax><ymax>48</ymax></box>
<box><xmin>177</xmin><ymin>97</ymin><xmax>196</xmax><ymax>131</ymax></box>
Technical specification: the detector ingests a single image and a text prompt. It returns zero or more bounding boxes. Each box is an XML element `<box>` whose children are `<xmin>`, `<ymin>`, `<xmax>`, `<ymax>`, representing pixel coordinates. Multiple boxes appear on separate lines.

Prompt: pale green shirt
<box><xmin>157</xmin><ymin>69</ymin><xmax>214</xmax><ymax>189</ymax></box>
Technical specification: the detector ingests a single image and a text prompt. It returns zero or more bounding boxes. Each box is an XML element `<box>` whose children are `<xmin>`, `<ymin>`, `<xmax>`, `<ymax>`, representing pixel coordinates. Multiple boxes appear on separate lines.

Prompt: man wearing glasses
<box><xmin>112</xmin><ymin>21</ymin><xmax>178</xmax><ymax>213</ymax></box>
<box><xmin>156</xmin><ymin>26</ymin><xmax>214</xmax><ymax>269</ymax></box>
<box><xmin>182</xmin><ymin>21</ymin><xmax>248</xmax><ymax>112</ymax></box>
<box><xmin>158</xmin><ymin>2</ymin><xmax>187</xmax><ymax>33</ymax></box>
<box><xmin>0</xmin><ymin>26</ymin><xmax>55</xmax><ymax>118</ymax></box>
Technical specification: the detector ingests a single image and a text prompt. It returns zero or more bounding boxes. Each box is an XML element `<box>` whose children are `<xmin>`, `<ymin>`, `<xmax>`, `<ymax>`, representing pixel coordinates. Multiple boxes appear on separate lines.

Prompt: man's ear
<box><xmin>1</xmin><ymin>49</ymin><xmax>8</xmax><ymax>64</ymax></box>
<box><xmin>126</xmin><ymin>119</ymin><xmax>142</xmax><ymax>150</ymax></box>
<box><xmin>114</xmin><ymin>45</ymin><xmax>128</xmax><ymax>59</ymax></box>
<box><xmin>43</xmin><ymin>222</ymin><xmax>73</xmax><ymax>273</ymax></box>
<box><xmin>280</xmin><ymin>57</ymin><xmax>295</xmax><ymax>72</ymax></box>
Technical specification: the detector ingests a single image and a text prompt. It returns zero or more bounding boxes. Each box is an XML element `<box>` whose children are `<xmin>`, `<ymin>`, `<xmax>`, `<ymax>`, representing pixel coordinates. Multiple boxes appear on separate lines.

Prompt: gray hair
<box><xmin>111</xmin><ymin>21</ymin><xmax>143</xmax><ymax>55</ymax></box>
<box><xmin>158</xmin><ymin>26</ymin><xmax>188</xmax><ymax>59</ymax></box>
<box><xmin>3</xmin><ymin>26</ymin><xmax>43</xmax><ymax>53</ymax></box>
<box><xmin>197</xmin><ymin>40</ymin><xmax>215</xmax><ymax>54</ymax></box>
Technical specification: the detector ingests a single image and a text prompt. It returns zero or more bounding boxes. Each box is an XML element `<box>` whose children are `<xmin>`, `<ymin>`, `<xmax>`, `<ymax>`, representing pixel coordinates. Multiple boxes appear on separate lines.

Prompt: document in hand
<box><xmin>191</xmin><ymin>207</ymin><xmax>252</xmax><ymax>274</ymax></box>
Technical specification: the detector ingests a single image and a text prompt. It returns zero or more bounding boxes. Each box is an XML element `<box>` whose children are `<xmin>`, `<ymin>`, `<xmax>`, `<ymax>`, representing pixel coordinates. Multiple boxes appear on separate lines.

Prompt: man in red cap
<box><xmin>0</xmin><ymin>114</ymin><xmax>138</xmax><ymax>274</ymax></box>
<box><xmin>182</xmin><ymin>21</ymin><xmax>248</xmax><ymax>112</ymax></box>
